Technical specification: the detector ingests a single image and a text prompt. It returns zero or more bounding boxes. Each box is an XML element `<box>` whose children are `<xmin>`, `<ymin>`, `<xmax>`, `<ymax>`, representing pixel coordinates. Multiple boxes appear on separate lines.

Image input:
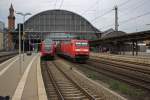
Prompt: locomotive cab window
<box><xmin>44</xmin><ymin>43</ymin><xmax>53</xmax><ymax>51</ymax></box>
<box><xmin>75</xmin><ymin>42</ymin><xmax>88</xmax><ymax>46</ymax></box>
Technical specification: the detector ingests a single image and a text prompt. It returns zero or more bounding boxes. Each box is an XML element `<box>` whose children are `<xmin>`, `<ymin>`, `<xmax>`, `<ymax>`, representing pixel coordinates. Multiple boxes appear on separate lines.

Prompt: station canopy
<box><xmin>24</xmin><ymin>9</ymin><xmax>100</xmax><ymax>42</ymax></box>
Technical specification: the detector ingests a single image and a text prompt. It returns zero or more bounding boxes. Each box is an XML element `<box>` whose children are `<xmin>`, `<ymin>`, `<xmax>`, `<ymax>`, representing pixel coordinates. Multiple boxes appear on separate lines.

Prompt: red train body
<box><xmin>40</xmin><ymin>39</ymin><xmax>56</xmax><ymax>59</ymax></box>
<box><xmin>56</xmin><ymin>39</ymin><xmax>89</xmax><ymax>62</ymax></box>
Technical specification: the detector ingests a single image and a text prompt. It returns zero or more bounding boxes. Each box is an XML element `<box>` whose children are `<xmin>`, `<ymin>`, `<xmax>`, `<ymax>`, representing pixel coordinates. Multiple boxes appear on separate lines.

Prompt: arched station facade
<box><xmin>23</xmin><ymin>9</ymin><xmax>100</xmax><ymax>51</ymax></box>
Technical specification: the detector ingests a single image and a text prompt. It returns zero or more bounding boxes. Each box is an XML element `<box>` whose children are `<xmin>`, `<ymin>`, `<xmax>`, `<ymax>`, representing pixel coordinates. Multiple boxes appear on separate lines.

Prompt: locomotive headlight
<box><xmin>75</xmin><ymin>49</ymin><xmax>80</xmax><ymax>51</ymax></box>
<box><xmin>75</xmin><ymin>49</ymin><xmax>89</xmax><ymax>52</ymax></box>
<box><xmin>82</xmin><ymin>49</ymin><xmax>89</xmax><ymax>52</ymax></box>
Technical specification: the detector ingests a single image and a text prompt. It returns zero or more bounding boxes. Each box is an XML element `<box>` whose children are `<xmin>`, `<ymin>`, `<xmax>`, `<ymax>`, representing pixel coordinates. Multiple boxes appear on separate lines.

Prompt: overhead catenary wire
<box><xmin>119</xmin><ymin>0</ymin><xmax>144</xmax><ymax>11</ymax></box>
<box><xmin>119</xmin><ymin>0</ymin><xmax>149</xmax><ymax>17</ymax></box>
<box><xmin>55</xmin><ymin>0</ymin><xmax>57</xmax><ymax>8</ymax></box>
<box><xmin>91</xmin><ymin>9</ymin><xmax>113</xmax><ymax>22</ymax></box>
<box><xmin>119</xmin><ymin>24</ymin><xmax>148</xmax><ymax>33</ymax></box>
<box><xmin>113</xmin><ymin>0</ymin><xmax>130</xmax><ymax>7</ymax></box>
<box><xmin>120</xmin><ymin>24</ymin><xmax>147</xmax><ymax>30</ymax></box>
<box><xmin>98</xmin><ymin>0</ymin><xmax>148</xmax><ymax>28</ymax></box>
<box><xmin>101</xmin><ymin>24</ymin><xmax>114</xmax><ymax>30</ymax></box>
<box><xmin>90</xmin><ymin>0</ymin><xmax>131</xmax><ymax>23</ymax></box>
<box><xmin>59</xmin><ymin>0</ymin><xmax>64</xmax><ymax>9</ymax></box>
<box><xmin>117</xmin><ymin>0</ymin><xmax>130</xmax><ymax>8</ymax></box>
<box><xmin>119</xmin><ymin>11</ymin><xmax>150</xmax><ymax>25</ymax></box>
<box><xmin>101</xmin><ymin>11</ymin><xmax>150</xmax><ymax>29</ymax></box>
<box><xmin>81</xmin><ymin>0</ymin><xmax>128</xmax><ymax>15</ymax></box>
<box><xmin>81</xmin><ymin>0</ymin><xmax>100</xmax><ymax>15</ymax></box>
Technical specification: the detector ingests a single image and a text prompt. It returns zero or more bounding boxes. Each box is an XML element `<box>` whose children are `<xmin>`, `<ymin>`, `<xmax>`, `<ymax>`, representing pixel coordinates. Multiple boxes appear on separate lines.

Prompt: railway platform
<box><xmin>90</xmin><ymin>52</ymin><xmax>150</xmax><ymax>65</ymax></box>
<box><xmin>0</xmin><ymin>53</ymin><xmax>47</xmax><ymax>100</ymax></box>
<box><xmin>0</xmin><ymin>52</ymin><xmax>128</xmax><ymax>100</ymax></box>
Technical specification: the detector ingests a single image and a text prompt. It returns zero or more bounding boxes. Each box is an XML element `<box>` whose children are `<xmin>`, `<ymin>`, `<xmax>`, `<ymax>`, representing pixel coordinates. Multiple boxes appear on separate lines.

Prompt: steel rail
<box><xmin>52</xmin><ymin>61</ymin><xmax>96</xmax><ymax>100</ymax></box>
<box><xmin>45</xmin><ymin>61</ymin><xmax>64</xmax><ymax>100</ymax></box>
<box><xmin>59</xmin><ymin>57</ymin><xmax>150</xmax><ymax>91</ymax></box>
<box><xmin>88</xmin><ymin>59</ymin><xmax>150</xmax><ymax>83</ymax></box>
<box><xmin>84</xmin><ymin>61</ymin><xmax>150</xmax><ymax>91</ymax></box>
<box><xmin>90</xmin><ymin>57</ymin><xmax>150</xmax><ymax>74</ymax></box>
<box><xmin>90</xmin><ymin>55</ymin><xmax>150</xmax><ymax>68</ymax></box>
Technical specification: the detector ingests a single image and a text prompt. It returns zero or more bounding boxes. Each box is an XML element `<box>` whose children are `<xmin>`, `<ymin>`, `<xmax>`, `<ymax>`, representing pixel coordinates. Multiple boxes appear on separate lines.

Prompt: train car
<box><xmin>56</xmin><ymin>39</ymin><xmax>89</xmax><ymax>62</ymax></box>
<box><xmin>40</xmin><ymin>39</ymin><xmax>56</xmax><ymax>60</ymax></box>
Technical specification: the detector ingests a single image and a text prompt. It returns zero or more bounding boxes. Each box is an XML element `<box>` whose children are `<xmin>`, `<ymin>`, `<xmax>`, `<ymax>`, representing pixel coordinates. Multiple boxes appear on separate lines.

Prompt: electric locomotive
<box><xmin>56</xmin><ymin>39</ymin><xmax>89</xmax><ymax>62</ymax></box>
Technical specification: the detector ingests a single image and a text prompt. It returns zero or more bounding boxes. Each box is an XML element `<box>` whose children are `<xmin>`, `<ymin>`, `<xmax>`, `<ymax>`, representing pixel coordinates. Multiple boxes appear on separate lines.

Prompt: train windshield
<box><xmin>75</xmin><ymin>42</ymin><xmax>88</xmax><ymax>47</ymax></box>
<box><xmin>44</xmin><ymin>39</ymin><xmax>52</xmax><ymax>43</ymax></box>
<box><xmin>44</xmin><ymin>39</ymin><xmax>53</xmax><ymax>51</ymax></box>
<box><xmin>45</xmin><ymin>43</ymin><xmax>52</xmax><ymax>51</ymax></box>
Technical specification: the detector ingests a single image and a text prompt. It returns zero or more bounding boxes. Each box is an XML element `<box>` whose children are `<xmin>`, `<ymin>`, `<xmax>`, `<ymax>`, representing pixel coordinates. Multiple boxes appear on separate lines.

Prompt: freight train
<box><xmin>40</xmin><ymin>39</ymin><xmax>56</xmax><ymax>60</ymax></box>
<box><xmin>56</xmin><ymin>39</ymin><xmax>89</xmax><ymax>62</ymax></box>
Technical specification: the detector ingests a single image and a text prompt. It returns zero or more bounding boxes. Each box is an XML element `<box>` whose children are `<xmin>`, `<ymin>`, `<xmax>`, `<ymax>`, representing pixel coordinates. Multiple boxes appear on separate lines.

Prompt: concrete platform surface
<box><xmin>0</xmin><ymin>53</ymin><xmax>47</xmax><ymax>100</ymax></box>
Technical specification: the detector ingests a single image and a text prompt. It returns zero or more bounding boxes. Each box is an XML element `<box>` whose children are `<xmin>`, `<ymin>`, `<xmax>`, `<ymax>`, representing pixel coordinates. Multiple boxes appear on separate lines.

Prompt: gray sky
<box><xmin>0</xmin><ymin>0</ymin><xmax>150</xmax><ymax>33</ymax></box>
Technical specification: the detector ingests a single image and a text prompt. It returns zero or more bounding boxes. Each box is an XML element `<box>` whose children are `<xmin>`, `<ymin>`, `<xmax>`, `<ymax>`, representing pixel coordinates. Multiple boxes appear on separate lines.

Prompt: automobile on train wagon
<box><xmin>40</xmin><ymin>39</ymin><xmax>56</xmax><ymax>59</ymax></box>
<box><xmin>56</xmin><ymin>39</ymin><xmax>89</xmax><ymax>62</ymax></box>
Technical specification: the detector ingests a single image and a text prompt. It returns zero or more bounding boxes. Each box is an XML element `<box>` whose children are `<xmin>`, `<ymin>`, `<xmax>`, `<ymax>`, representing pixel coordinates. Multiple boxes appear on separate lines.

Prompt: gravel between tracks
<box><xmin>54</xmin><ymin>59</ymin><xmax>127</xmax><ymax>100</ymax></box>
<box><xmin>87</xmin><ymin>57</ymin><xmax>150</xmax><ymax>91</ymax></box>
<box><xmin>42</xmin><ymin>60</ymin><xmax>102</xmax><ymax>100</ymax></box>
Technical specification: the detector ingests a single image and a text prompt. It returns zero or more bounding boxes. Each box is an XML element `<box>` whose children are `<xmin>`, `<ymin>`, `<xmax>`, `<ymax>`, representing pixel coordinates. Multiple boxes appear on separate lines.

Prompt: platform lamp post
<box><xmin>25</xmin><ymin>28</ymin><xmax>33</xmax><ymax>52</ymax></box>
<box><xmin>18</xmin><ymin>24</ymin><xmax>23</xmax><ymax>75</ymax></box>
<box><xmin>16</xmin><ymin>12</ymin><xmax>32</xmax><ymax>61</ymax></box>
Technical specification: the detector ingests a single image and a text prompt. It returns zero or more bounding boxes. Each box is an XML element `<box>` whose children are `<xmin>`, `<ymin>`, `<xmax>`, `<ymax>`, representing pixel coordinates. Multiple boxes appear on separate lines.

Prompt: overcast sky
<box><xmin>0</xmin><ymin>0</ymin><xmax>150</xmax><ymax>33</ymax></box>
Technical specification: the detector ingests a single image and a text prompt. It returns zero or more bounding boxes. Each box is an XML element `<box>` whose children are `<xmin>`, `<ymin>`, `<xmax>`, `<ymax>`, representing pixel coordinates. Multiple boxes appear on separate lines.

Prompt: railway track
<box><xmin>85</xmin><ymin>60</ymin><xmax>150</xmax><ymax>91</ymax></box>
<box><xmin>0</xmin><ymin>53</ymin><xmax>17</xmax><ymax>63</ymax></box>
<box><xmin>59</xmin><ymin>57</ymin><xmax>150</xmax><ymax>91</ymax></box>
<box><xmin>90</xmin><ymin>55</ymin><xmax>150</xmax><ymax>67</ymax></box>
<box><xmin>90</xmin><ymin>58</ymin><xmax>150</xmax><ymax>74</ymax></box>
<box><xmin>41</xmin><ymin>61</ymin><xmax>102</xmax><ymax>100</ymax></box>
<box><xmin>89</xmin><ymin>58</ymin><xmax>150</xmax><ymax>82</ymax></box>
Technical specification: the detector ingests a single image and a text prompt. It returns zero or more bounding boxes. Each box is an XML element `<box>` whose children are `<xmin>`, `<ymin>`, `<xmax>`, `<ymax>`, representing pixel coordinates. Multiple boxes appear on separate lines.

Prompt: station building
<box><xmin>24</xmin><ymin>10</ymin><xmax>100</xmax><ymax>42</ymax></box>
<box><xmin>12</xmin><ymin>8</ymin><xmax>101</xmax><ymax>50</ymax></box>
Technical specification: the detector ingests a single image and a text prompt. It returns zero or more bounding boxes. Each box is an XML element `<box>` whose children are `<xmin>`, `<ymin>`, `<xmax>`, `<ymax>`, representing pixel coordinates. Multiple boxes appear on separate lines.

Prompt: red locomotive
<box><xmin>40</xmin><ymin>39</ymin><xmax>56</xmax><ymax>59</ymax></box>
<box><xmin>56</xmin><ymin>39</ymin><xmax>89</xmax><ymax>62</ymax></box>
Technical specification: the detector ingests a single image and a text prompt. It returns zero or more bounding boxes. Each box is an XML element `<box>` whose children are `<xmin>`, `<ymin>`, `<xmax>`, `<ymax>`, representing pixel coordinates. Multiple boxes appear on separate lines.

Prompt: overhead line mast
<box><xmin>114</xmin><ymin>6</ymin><xmax>119</xmax><ymax>31</ymax></box>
